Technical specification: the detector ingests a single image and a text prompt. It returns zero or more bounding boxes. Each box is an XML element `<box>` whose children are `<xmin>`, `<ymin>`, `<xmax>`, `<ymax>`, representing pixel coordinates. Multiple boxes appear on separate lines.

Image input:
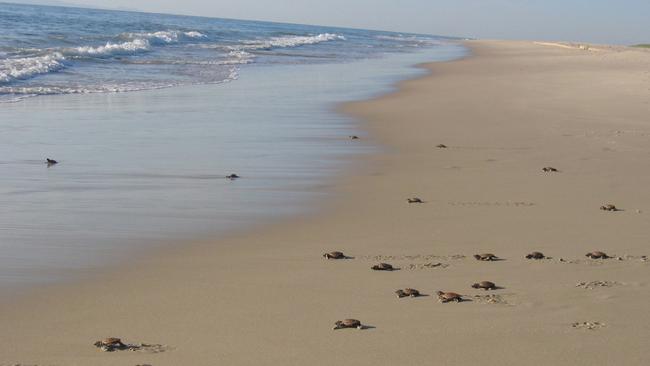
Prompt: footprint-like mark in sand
<box><xmin>561</xmin><ymin>255</ymin><xmax>647</xmax><ymax>266</ymax></box>
<box><xmin>360</xmin><ymin>254</ymin><xmax>464</xmax><ymax>270</ymax></box>
<box><xmin>528</xmin><ymin>257</ymin><xmax>555</xmax><ymax>262</ymax></box>
<box><xmin>566</xmin><ymin>129</ymin><xmax>650</xmax><ymax>139</ymax></box>
<box><xmin>0</xmin><ymin>340</ymin><xmax>174</xmax><ymax>365</ymax></box>
<box><xmin>576</xmin><ymin>281</ymin><xmax>622</xmax><ymax>290</ymax></box>
<box><xmin>619</xmin><ymin>255</ymin><xmax>648</xmax><ymax>262</ymax></box>
<box><xmin>448</xmin><ymin>146</ymin><xmax>532</xmax><ymax>151</ymax></box>
<box><xmin>572</xmin><ymin>321</ymin><xmax>606</xmax><ymax>330</ymax></box>
<box><xmin>404</xmin><ymin>262</ymin><xmax>450</xmax><ymax>270</ymax></box>
<box><xmin>448</xmin><ymin>201</ymin><xmax>536</xmax><ymax>207</ymax></box>
<box><xmin>563</xmin><ymin>259</ymin><xmax>610</xmax><ymax>266</ymax></box>
<box><xmin>136</xmin><ymin>343</ymin><xmax>172</xmax><ymax>354</ymax></box>
<box><xmin>360</xmin><ymin>254</ymin><xmax>466</xmax><ymax>261</ymax></box>
<box><xmin>472</xmin><ymin>293</ymin><xmax>516</xmax><ymax>306</ymax></box>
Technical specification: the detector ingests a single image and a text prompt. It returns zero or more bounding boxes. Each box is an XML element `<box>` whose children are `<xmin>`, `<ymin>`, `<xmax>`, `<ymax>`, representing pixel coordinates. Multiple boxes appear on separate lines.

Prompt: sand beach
<box><xmin>1</xmin><ymin>40</ymin><xmax>649</xmax><ymax>366</ymax></box>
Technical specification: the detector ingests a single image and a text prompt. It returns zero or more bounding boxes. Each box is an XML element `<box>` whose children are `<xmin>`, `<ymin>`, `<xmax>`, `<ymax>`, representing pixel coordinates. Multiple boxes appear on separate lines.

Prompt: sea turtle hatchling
<box><xmin>471</xmin><ymin>281</ymin><xmax>497</xmax><ymax>290</ymax></box>
<box><xmin>436</xmin><ymin>291</ymin><xmax>463</xmax><ymax>303</ymax></box>
<box><xmin>93</xmin><ymin>337</ymin><xmax>127</xmax><ymax>352</ymax></box>
<box><xmin>371</xmin><ymin>263</ymin><xmax>395</xmax><ymax>271</ymax></box>
<box><xmin>333</xmin><ymin>319</ymin><xmax>364</xmax><ymax>330</ymax></box>
<box><xmin>600</xmin><ymin>204</ymin><xmax>618</xmax><ymax>211</ymax></box>
<box><xmin>585</xmin><ymin>251</ymin><xmax>609</xmax><ymax>259</ymax></box>
<box><xmin>323</xmin><ymin>251</ymin><xmax>347</xmax><ymax>259</ymax></box>
<box><xmin>542</xmin><ymin>167</ymin><xmax>558</xmax><ymax>172</ymax></box>
<box><xmin>473</xmin><ymin>253</ymin><xmax>499</xmax><ymax>261</ymax></box>
<box><xmin>407</xmin><ymin>197</ymin><xmax>424</xmax><ymax>203</ymax></box>
<box><xmin>525</xmin><ymin>251</ymin><xmax>546</xmax><ymax>260</ymax></box>
<box><xmin>436</xmin><ymin>144</ymin><xmax>448</xmax><ymax>148</ymax></box>
<box><xmin>226</xmin><ymin>174</ymin><xmax>240</xmax><ymax>180</ymax></box>
<box><xmin>46</xmin><ymin>158</ymin><xmax>58</xmax><ymax>166</ymax></box>
<box><xmin>395</xmin><ymin>288</ymin><xmax>421</xmax><ymax>298</ymax></box>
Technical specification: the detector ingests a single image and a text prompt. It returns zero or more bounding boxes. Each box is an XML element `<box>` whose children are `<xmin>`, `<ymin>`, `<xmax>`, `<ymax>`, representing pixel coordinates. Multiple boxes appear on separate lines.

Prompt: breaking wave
<box><xmin>67</xmin><ymin>39</ymin><xmax>150</xmax><ymax>56</ymax></box>
<box><xmin>0</xmin><ymin>29</ymin><xmax>209</xmax><ymax>85</ymax></box>
<box><xmin>0</xmin><ymin>11</ymin><xmax>448</xmax><ymax>104</ymax></box>
<box><xmin>239</xmin><ymin>33</ymin><xmax>345</xmax><ymax>50</ymax></box>
<box><xmin>120</xmin><ymin>30</ymin><xmax>207</xmax><ymax>44</ymax></box>
<box><xmin>0</xmin><ymin>66</ymin><xmax>239</xmax><ymax>103</ymax></box>
<box><xmin>0</xmin><ymin>52</ymin><xmax>66</xmax><ymax>84</ymax></box>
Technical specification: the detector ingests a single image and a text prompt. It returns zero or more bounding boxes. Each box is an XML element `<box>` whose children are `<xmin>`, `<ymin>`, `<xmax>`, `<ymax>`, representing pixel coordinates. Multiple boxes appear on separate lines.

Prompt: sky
<box><xmin>10</xmin><ymin>0</ymin><xmax>650</xmax><ymax>45</ymax></box>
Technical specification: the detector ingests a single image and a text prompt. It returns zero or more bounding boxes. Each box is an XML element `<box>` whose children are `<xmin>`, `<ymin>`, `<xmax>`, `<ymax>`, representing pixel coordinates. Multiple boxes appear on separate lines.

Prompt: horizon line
<box><xmin>0</xmin><ymin>1</ymin><xmax>463</xmax><ymax>40</ymax></box>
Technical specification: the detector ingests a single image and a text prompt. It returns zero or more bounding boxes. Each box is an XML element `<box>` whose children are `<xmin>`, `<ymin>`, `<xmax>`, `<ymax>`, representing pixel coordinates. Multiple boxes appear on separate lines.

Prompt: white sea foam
<box><xmin>122</xmin><ymin>53</ymin><xmax>251</xmax><ymax>66</ymax></box>
<box><xmin>184</xmin><ymin>31</ymin><xmax>206</xmax><ymax>38</ymax></box>
<box><xmin>211</xmin><ymin>33</ymin><xmax>344</xmax><ymax>65</ymax></box>
<box><xmin>0</xmin><ymin>52</ymin><xmax>65</xmax><ymax>84</ymax></box>
<box><xmin>375</xmin><ymin>34</ymin><xmax>411</xmax><ymax>41</ymax></box>
<box><xmin>0</xmin><ymin>65</ymin><xmax>239</xmax><ymax>102</ymax></box>
<box><xmin>68</xmin><ymin>39</ymin><xmax>150</xmax><ymax>56</ymax></box>
<box><xmin>0</xmin><ymin>83</ymin><xmax>178</xmax><ymax>102</ymax></box>
<box><xmin>218</xmin><ymin>51</ymin><xmax>254</xmax><ymax>65</ymax></box>
<box><xmin>62</xmin><ymin>29</ymin><xmax>207</xmax><ymax>58</ymax></box>
<box><xmin>144</xmin><ymin>31</ymin><xmax>178</xmax><ymax>43</ymax></box>
<box><xmin>240</xmin><ymin>33</ymin><xmax>345</xmax><ymax>50</ymax></box>
<box><xmin>179</xmin><ymin>33</ymin><xmax>345</xmax><ymax>67</ymax></box>
<box><xmin>375</xmin><ymin>34</ymin><xmax>442</xmax><ymax>47</ymax></box>
<box><xmin>121</xmin><ymin>30</ymin><xmax>207</xmax><ymax>44</ymax></box>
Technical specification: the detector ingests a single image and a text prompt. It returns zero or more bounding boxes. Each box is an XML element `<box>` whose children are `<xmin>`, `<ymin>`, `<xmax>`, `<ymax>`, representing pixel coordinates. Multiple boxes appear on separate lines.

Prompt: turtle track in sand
<box><xmin>447</xmin><ymin>201</ymin><xmax>536</xmax><ymax>207</ymax></box>
<box><xmin>572</xmin><ymin>321</ymin><xmax>606</xmax><ymax>330</ymax></box>
<box><xmin>575</xmin><ymin>280</ymin><xmax>622</xmax><ymax>290</ymax></box>
<box><xmin>359</xmin><ymin>254</ymin><xmax>465</xmax><ymax>261</ymax></box>
<box><xmin>471</xmin><ymin>293</ymin><xmax>517</xmax><ymax>306</ymax></box>
<box><xmin>561</xmin><ymin>254</ymin><xmax>647</xmax><ymax>266</ymax></box>
<box><xmin>359</xmin><ymin>254</ymin><xmax>464</xmax><ymax>271</ymax></box>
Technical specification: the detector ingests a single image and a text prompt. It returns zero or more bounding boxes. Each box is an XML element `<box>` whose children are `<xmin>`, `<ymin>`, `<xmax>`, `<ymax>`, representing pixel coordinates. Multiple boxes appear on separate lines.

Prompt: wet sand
<box><xmin>1</xmin><ymin>40</ymin><xmax>649</xmax><ymax>365</ymax></box>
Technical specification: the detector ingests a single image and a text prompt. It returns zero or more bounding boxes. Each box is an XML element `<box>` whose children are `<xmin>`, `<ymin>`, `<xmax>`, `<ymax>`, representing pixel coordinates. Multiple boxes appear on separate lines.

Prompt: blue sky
<box><xmin>12</xmin><ymin>0</ymin><xmax>650</xmax><ymax>44</ymax></box>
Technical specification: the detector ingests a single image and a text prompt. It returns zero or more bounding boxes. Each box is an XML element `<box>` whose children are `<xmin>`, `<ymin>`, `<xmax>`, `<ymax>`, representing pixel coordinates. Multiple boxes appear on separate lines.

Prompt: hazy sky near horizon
<box><xmin>13</xmin><ymin>0</ymin><xmax>650</xmax><ymax>45</ymax></box>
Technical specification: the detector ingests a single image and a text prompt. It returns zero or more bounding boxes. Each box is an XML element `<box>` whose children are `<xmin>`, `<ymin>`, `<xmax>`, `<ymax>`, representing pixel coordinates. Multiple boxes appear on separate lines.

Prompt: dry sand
<box><xmin>1</xmin><ymin>40</ymin><xmax>649</xmax><ymax>365</ymax></box>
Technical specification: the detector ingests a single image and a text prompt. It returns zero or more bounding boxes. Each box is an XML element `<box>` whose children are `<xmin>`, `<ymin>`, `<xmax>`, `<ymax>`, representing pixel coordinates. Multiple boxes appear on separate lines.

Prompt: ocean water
<box><xmin>0</xmin><ymin>3</ymin><xmax>466</xmax><ymax>289</ymax></box>
<box><xmin>1</xmin><ymin>2</ymin><xmax>453</xmax><ymax>103</ymax></box>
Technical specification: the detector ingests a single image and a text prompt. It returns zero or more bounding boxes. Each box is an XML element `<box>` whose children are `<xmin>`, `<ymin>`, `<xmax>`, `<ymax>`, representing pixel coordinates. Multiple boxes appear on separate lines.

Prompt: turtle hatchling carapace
<box><xmin>93</xmin><ymin>337</ymin><xmax>127</xmax><ymax>352</ymax></box>
<box><xmin>333</xmin><ymin>319</ymin><xmax>363</xmax><ymax>330</ymax></box>
<box><xmin>473</xmin><ymin>253</ymin><xmax>498</xmax><ymax>261</ymax></box>
<box><xmin>395</xmin><ymin>288</ymin><xmax>421</xmax><ymax>298</ymax></box>
<box><xmin>525</xmin><ymin>251</ymin><xmax>546</xmax><ymax>260</ymax></box>
<box><xmin>371</xmin><ymin>263</ymin><xmax>395</xmax><ymax>271</ymax></box>
<box><xmin>323</xmin><ymin>251</ymin><xmax>347</xmax><ymax>259</ymax></box>
<box><xmin>471</xmin><ymin>281</ymin><xmax>497</xmax><ymax>290</ymax></box>
<box><xmin>436</xmin><ymin>291</ymin><xmax>463</xmax><ymax>303</ymax></box>
<box><xmin>585</xmin><ymin>251</ymin><xmax>609</xmax><ymax>259</ymax></box>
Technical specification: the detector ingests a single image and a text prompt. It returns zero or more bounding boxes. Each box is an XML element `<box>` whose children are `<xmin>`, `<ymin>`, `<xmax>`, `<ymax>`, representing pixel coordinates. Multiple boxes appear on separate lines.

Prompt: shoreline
<box><xmin>2</xmin><ymin>40</ymin><xmax>650</xmax><ymax>365</ymax></box>
<box><xmin>0</xmin><ymin>44</ymin><xmax>464</xmax><ymax>292</ymax></box>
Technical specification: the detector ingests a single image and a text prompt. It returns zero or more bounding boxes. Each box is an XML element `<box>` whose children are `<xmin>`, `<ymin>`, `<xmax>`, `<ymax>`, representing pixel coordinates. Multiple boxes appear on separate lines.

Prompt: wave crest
<box><xmin>121</xmin><ymin>30</ymin><xmax>207</xmax><ymax>44</ymax></box>
<box><xmin>184</xmin><ymin>31</ymin><xmax>206</xmax><ymax>39</ymax></box>
<box><xmin>0</xmin><ymin>52</ymin><xmax>65</xmax><ymax>84</ymax></box>
<box><xmin>67</xmin><ymin>39</ymin><xmax>150</xmax><ymax>56</ymax></box>
<box><xmin>64</xmin><ymin>29</ymin><xmax>207</xmax><ymax>57</ymax></box>
<box><xmin>240</xmin><ymin>33</ymin><xmax>345</xmax><ymax>50</ymax></box>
